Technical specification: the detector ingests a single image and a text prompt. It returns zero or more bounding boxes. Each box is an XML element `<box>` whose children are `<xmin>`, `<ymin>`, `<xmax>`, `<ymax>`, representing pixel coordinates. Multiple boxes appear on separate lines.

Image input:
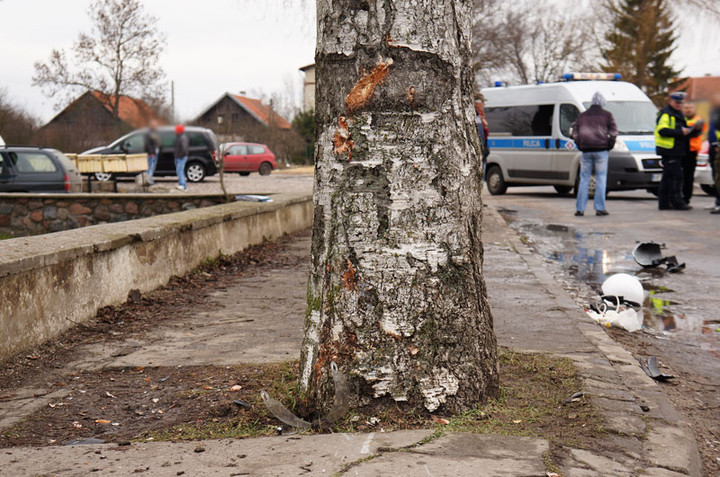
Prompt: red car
<box><xmin>221</xmin><ymin>142</ymin><xmax>276</xmax><ymax>176</ymax></box>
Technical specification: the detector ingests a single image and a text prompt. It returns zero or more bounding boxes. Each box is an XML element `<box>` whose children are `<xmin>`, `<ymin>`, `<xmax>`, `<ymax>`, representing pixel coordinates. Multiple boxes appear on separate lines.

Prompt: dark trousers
<box><xmin>682</xmin><ymin>151</ymin><xmax>697</xmax><ymax>204</ymax></box>
<box><xmin>658</xmin><ymin>155</ymin><xmax>685</xmax><ymax>209</ymax></box>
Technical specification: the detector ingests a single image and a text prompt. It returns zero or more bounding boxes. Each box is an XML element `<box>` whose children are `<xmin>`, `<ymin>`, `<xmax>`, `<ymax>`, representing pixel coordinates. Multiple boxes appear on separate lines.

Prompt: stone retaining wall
<box><xmin>0</xmin><ymin>194</ymin><xmax>228</xmax><ymax>237</ymax></box>
<box><xmin>0</xmin><ymin>194</ymin><xmax>313</xmax><ymax>363</ymax></box>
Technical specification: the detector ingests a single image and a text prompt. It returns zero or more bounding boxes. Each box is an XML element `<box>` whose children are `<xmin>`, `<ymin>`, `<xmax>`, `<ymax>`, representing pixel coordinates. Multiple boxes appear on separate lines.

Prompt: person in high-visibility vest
<box><xmin>709</xmin><ymin>92</ymin><xmax>720</xmax><ymax>214</ymax></box>
<box><xmin>655</xmin><ymin>91</ymin><xmax>694</xmax><ymax>211</ymax></box>
<box><xmin>681</xmin><ymin>102</ymin><xmax>706</xmax><ymax>205</ymax></box>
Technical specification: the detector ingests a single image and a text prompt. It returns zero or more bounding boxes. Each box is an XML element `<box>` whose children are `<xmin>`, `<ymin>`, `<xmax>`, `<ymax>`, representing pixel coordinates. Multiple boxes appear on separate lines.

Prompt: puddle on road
<box><xmin>513</xmin><ymin>219</ymin><xmax>718</xmax><ymax>338</ymax></box>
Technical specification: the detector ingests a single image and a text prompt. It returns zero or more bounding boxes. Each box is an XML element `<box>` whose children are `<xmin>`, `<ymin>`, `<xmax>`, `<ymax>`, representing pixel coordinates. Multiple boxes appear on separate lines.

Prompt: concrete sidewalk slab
<box><xmin>0</xmin><ymin>430</ymin><xmax>433</xmax><ymax>476</ymax></box>
<box><xmin>353</xmin><ymin>434</ymin><xmax>549</xmax><ymax>476</ymax></box>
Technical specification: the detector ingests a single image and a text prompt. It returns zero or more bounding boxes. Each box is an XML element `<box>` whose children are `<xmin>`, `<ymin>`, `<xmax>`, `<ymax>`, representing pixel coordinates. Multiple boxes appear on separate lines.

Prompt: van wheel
<box><xmin>554</xmin><ymin>185</ymin><xmax>572</xmax><ymax>195</ymax></box>
<box><xmin>486</xmin><ymin>166</ymin><xmax>507</xmax><ymax>195</ymax></box>
<box><xmin>701</xmin><ymin>184</ymin><xmax>718</xmax><ymax>196</ymax></box>
<box><xmin>259</xmin><ymin>162</ymin><xmax>273</xmax><ymax>176</ymax></box>
<box><xmin>573</xmin><ymin>170</ymin><xmax>598</xmax><ymax>198</ymax></box>
<box><xmin>185</xmin><ymin>162</ymin><xmax>206</xmax><ymax>182</ymax></box>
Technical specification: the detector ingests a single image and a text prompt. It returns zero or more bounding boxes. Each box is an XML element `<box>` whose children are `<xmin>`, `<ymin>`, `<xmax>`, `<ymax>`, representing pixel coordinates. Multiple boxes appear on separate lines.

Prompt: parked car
<box><xmin>695</xmin><ymin>140</ymin><xmax>716</xmax><ymax>196</ymax></box>
<box><xmin>83</xmin><ymin>126</ymin><xmax>218</xmax><ymax>182</ymax></box>
<box><xmin>220</xmin><ymin>142</ymin><xmax>276</xmax><ymax>176</ymax></box>
<box><xmin>0</xmin><ymin>145</ymin><xmax>82</xmax><ymax>193</ymax></box>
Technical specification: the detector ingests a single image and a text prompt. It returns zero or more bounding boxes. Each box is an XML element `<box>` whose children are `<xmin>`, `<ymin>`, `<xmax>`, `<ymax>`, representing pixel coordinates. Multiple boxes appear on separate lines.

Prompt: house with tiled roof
<box><xmin>37</xmin><ymin>91</ymin><xmax>166</xmax><ymax>153</ymax></box>
<box><xmin>194</xmin><ymin>93</ymin><xmax>303</xmax><ymax>162</ymax></box>
<box><xmin>675</xmin><ymin>76</ymin><xmax>720</xmax><ymax>124</ymax></box>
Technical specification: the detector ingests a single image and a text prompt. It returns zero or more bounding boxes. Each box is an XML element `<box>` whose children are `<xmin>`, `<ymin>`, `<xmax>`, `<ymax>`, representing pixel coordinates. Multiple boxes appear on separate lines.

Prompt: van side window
<box><xmin>485</xmin><ymin>105</ymin><xmax>554</xmax><ymax>137</ymax></box>
<box><xmin>560</xmin><ymin>104</ymin><xmax>580</xmax><ymax>137</ymax></box>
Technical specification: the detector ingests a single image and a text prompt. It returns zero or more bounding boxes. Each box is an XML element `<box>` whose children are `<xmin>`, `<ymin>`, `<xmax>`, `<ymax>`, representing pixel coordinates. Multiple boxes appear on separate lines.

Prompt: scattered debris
<box><xmin>430</xmin><ymin>415</ymin><xmax>450</xmax><ymax>425</ymax></box>
<box><xmin>640</xmin><ymin>356</ymin><xmax>675</xmax><ymax>382</ymax></box>
<box><xmin>95</xmin><ymin>419</ymin><xmax>111</xmax><ymax>424</ymax></box>
<box><xmin>601</xmin><ymin>273</ymin><xmax>644</xmax><ymax>306</ymax></box>
<box><xmin>234</xmin><ymin>195</ymin><xmax>273</xmax><ymax>203</ymax></box>
<box><xmin>194</xmin><ymin>446</ymin><xmax>205</xmax><ymax>453</ymax></box>
<box><xmin>230</xmin><ymin>385</ymin><xmax>243</xmax><ymax>392</ymax></box>
<box><xmin>105</xmin><ymin>391</ymin><xmax>117</xmax><ymax>399</ymax></box>
<box><xmin>633</xmin><ymin>242</ymin><xmax>685</xmax><ymax>273</ymax></box>
<box><xmin>563</xmin><ymin>391</ymin><xmax>585</xmax><ymax>404</ymax></box>
<box><xmin>261</xmin><ymin>361</ymin><xmax>350</xmax><ymax>429</ymax></box>
<box><xmin>232</xmin><ymin>400</ymin><xmax>251</xmax><ymax>410</ymax></box>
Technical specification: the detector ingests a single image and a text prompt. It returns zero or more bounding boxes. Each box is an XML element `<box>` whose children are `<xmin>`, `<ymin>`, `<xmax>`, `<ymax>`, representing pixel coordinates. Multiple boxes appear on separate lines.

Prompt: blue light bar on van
<box><xmin>494</xmin><ymin>81</ymin><xmax>505</xmax><ymax>87</ymax></box>
<box><xmin>562</xmin><ymin>72</ymin><xmax>622</xmax><ymax>82</ymax></box>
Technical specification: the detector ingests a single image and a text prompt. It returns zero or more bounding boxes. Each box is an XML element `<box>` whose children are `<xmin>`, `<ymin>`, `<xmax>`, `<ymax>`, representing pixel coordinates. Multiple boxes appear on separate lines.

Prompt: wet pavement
<box><xmin>486</xmin><ymin>185</ymin><xmax>720</xmax><ymax>472</ymax></box>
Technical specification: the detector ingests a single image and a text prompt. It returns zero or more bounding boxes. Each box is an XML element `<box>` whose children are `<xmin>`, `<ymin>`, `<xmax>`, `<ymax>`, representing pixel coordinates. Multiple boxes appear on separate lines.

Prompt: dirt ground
<box><xmin>0</xmin><ymin>228</ymin><xmax>603</xmax><ymax>466</ymax></box>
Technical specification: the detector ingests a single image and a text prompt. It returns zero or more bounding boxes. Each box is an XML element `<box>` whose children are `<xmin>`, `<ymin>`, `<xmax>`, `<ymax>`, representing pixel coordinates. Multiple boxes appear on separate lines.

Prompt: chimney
<box><xmin>239</xmin><ymin>91</ymin><xmax>247</xmax><ymax>97</ymax></box>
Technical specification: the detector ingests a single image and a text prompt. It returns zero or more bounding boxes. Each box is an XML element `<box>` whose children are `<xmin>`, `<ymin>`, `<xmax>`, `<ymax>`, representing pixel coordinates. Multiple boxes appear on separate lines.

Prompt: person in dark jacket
<box><xmin>144</xmin><ymin>120</ymin><xmax>161</xmax><ymax>185</ymax></box>
<box><xmin>572</xmin><ymin>92</ymin><xmax>618</xmax><ymax>216</ymax></box>
<box><xmin>708</xmin><ymin>93</ymin><xmax>720</xmax><ymax>214</ymax></box>
<box><xmin>174</xmin><ymin>124</ymin><xmax>190</xmax><ymax>192</ymax></box>
<box><xmin>655</xmin><ymin>92</ymin><xmax>693</xmax><ymax>211</ymax></box>
<box><xmin>474</xmin><ymin>94</ymin><xmax>490</xmax><ymax>179</ymax></box>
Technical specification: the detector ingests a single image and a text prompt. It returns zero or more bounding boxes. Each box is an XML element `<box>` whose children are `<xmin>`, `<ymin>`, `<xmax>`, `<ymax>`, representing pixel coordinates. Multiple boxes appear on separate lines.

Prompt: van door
<box><xmin>485</xmin><ymin>104</ymin><xmax>556</xmax><ymax>183</ymax></box>
<box><xmin>555</xmin><ymin>103</ymin><xmax>582</xmax><ymax>184</ymax></box>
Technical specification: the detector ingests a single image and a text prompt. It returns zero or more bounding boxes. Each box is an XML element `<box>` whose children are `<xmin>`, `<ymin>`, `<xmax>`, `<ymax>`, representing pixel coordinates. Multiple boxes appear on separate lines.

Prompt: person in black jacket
<box><xmin>144</xmin><ymin>120</ymin><xmax>161</xmax><ymax>185</ymax></box>
<box><xmin>174</xmin><ymin>124</ymin><xmax>190</xmax><ymax>192</ymax></box>
<box><xmin>655</xmin><ymin>92</ymin><xmax>693</xmax><ymax>211</ymax></box>
<box><xmin>572</xmin><ymin>92</ymin><xmax>618</xmax><ymax>217</ymax></box>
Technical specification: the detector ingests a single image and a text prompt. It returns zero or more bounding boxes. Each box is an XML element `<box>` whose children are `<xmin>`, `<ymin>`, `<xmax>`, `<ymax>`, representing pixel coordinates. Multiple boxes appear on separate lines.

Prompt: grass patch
<box><xmin>3</xmin><ymin>348</ymin><xmax>603</xmax><ymax>462</ymax></box>
<box><xmin>0</xmin><ymin>233</ymin><xmax>13</xmax><ymax>240</ymax></box>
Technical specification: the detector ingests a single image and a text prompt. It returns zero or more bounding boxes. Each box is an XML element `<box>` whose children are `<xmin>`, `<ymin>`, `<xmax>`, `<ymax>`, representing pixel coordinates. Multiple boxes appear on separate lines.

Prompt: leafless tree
<box><xmin>0</xmin><ymin>89</ymin><xmax>39</xmax><ymax>145</ymax></box>
<box><xmin>686</xmin><ymin>0</ymin><xmax>720</xmax><ymax>17</ymax></box>
<box><xmin>33</xmin><ymin>0</ymin><xmax>167</xmax><ymax>120</ymax></box>
<box><xmin>474</xmin><ymin>0</ymin><xmax>600</xmax><ymax>86</ymax></box>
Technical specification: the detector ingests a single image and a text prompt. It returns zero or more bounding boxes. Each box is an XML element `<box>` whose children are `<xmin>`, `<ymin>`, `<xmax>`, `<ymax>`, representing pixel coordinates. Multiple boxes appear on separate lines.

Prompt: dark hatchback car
<box><xmin>0</xmin><ymin>146</ymin><xmax>82</xmax><ymax>193</ymax></box>
<box><xmin>83</xmin><ymin>126</ymin><xmax>218</xmax><ymax>182</ymax></box>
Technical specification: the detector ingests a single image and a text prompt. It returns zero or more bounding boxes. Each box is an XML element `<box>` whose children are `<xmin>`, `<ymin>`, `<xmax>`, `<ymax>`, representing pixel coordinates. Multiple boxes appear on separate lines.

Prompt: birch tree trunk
<box><xmin>300</xmin><ymin>0</ymin><xmax>499</xmax><ymax>414</ymax></box>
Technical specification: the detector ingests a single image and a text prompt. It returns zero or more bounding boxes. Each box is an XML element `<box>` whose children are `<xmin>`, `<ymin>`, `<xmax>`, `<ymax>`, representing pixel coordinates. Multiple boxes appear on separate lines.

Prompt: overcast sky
<box><xmin>0</xmin><ymin>0</ymin><xmax>718</xmax><ymax>124</ymax></box>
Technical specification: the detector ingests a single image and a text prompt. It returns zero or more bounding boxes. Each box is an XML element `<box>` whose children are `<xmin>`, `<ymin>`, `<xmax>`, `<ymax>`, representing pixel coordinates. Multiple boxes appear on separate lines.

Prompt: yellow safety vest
<box><xmin>654</xmin><ymin>113</ymin><xmax>675</xmax><ymax>150</ymax></box>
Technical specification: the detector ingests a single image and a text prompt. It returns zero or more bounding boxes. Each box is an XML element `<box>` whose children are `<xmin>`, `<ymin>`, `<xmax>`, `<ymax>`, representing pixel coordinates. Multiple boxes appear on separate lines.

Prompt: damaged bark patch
<box><xmin>407</xmin><ymin>86</ymin><xmax>416</xmax><ymax>108</ymax></box>
<box><xmin>345</xmin><ymin>59</ymin><xmax>393</xmax><ymax>114</ymax></box>
<box><xmin>333</xmin><ymin>116</ymin><xmax>354</xmax><ymax>160</ymax></box>
<box><xmin>341</xmin><ymin>259</ymin><xmax>358</xmax><ymax>291</ymax></box>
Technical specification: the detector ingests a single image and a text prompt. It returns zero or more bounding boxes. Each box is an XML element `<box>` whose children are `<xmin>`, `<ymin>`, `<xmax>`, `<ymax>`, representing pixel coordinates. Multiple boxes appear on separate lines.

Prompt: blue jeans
<box><xmin>147</xmin><ymin>153</ymin><xmax>158</xmax><ymax>184</ymax></box>
<box><xmin>576</xmin><ymin>150</ymin><xmax>608</xmax><ymax>212</ymax></box>
<box><xmin>175</xmin><ymin>156</ymin><xmax>187</xmax><ymax>189</ymax></box>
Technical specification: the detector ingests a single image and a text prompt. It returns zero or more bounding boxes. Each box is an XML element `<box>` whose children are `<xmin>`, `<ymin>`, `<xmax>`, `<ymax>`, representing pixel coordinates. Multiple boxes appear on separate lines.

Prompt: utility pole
<box><xmin>171</xmin><ymin>81</ymin><xmax>175</xmax><ymax>123</ymax></box>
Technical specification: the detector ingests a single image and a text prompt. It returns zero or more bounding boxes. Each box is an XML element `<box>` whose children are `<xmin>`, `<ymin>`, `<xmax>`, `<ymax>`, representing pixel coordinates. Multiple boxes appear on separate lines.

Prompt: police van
<box><xmin>481</xmin><ymin>73</ymin><xmax>662</xmax><ymax>196</ymax></box>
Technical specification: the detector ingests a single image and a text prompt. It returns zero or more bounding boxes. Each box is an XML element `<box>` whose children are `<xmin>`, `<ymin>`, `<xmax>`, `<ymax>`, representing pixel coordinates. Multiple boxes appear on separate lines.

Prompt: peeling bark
<box><xmin>301</xmin><ymin>0</ymin><xmax>499</xmax><ymax>414</ymax></box>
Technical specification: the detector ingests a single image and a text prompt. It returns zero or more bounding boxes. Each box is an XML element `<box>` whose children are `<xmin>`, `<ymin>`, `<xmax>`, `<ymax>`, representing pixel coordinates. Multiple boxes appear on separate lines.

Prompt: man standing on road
<box><xmin>681</xmin><ymin>102</ymin><xmax>705</xmax><ymax>205</ymax></box>
<box><xmin>145</xmin><ymin>120</ymin><xmax>161</xmax><ymax>185</ymax></box>
<box><xmin>572</xmin><ymin>92</ymin><xmax>617</xmax><ymax>217</ymax></box>
<box><xmin>474</xmin><ymin>94</ymin><xmax>490</xmax><ymax>180</ymax></box>
<box><xmin>174</xmin><ymin>124</ymin><xmax>189</xmax><ymax>192</ymax></box>
<box><xmin>655</xmin><ymin>92</ymin><xmax>693</xmax><ymax>211</ymax></box>
<box><xmin>709</xmin><ymin>93</ymin><xmax>720</xmax><ymax>214</ymax></box>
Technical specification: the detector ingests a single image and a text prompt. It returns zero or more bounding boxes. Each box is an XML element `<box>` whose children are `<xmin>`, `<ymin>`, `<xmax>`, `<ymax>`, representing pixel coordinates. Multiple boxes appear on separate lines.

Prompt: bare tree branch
<box><xmin>32</xmin><ymin>0</ymin><xmax>167</xmax><ymax>119</ymax></box>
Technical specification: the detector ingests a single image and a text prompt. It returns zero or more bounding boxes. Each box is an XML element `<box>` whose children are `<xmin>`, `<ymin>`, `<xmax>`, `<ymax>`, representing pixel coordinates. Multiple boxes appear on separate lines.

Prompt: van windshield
<box><xmin>583</xmin><ymin>101</ymin><xmax>658</xmax><ymax>135</ymax></box>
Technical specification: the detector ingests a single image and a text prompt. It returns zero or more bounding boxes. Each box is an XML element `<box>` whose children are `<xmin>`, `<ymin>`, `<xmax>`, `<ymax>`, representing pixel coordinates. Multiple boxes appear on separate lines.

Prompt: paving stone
<box><xmin>569</xmin><ymin>448</ymin><xmax>633</xmax><ymax>474</ymax></box>
<box><xmin>644</xmin><ymin>424</ymin><xmax>702</xmax><ymax>476</ymax></box>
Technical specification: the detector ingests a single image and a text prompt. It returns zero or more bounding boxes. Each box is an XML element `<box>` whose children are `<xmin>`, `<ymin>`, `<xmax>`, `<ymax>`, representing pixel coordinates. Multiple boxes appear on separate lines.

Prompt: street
<box><xmin>485</xmin><ymin>185</ymin><xmax>720</xmax><ymax>472</ymax></box>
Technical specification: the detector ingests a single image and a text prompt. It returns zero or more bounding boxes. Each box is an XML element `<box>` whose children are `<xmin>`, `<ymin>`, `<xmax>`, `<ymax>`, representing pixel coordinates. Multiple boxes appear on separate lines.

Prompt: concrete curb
<box><xmin>485</xmin><ymin>205</ymin><xmax>702</xmax><ymax>476</ymax></box>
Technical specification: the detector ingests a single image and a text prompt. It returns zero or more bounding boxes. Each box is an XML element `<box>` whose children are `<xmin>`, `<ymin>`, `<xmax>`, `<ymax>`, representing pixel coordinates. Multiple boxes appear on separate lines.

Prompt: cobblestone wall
<box><xmin>0</xmin><ymin>194</ymin><xmax>228</xmax><ymax>237</ymax></box>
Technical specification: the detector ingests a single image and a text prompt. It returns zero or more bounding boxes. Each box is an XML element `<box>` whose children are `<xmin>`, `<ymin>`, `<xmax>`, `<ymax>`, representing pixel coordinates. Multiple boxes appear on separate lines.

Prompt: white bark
<box><xmin>301</xmin><ymin>0</ymin><xmax>498</xmax><ymax>414</ymax></box>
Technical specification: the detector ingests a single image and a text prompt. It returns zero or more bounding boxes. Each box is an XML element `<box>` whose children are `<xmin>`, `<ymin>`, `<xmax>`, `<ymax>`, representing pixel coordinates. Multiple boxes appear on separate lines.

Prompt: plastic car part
<box><xmin>601</xmin><ymin>273</ymin><xmax>645</xmax><ymax>306</ymax></box>
<box><xmin>632</xmin><ymin>242</ymin><xmax>664</xmax><ymax>268</ymax></box>
<box><xmin>261</xmin><ymin>361</ymin><xmax>350</xmax><ymax>429</ymax></box>
<box><xmin>632</xmin><ymin>242</ymin><xmax>686</xmax><ymax>273</ymax></box>
<box><xmin>640</xmin><ymin>356</ymin><xmax>675</xmax><ymax>382</ymax></box>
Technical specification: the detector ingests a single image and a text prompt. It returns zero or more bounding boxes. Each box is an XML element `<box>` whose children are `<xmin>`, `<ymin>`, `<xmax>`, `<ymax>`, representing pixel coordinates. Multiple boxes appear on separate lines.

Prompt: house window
<box><xmin>217</xmin><ymin>115</ymin><xmax>224</xmax><ymax>124</ymax></box>
<box><xmin>232</xmin><ymin>113</ymin><xmax>239</xmax><ymax>123</ymax></box>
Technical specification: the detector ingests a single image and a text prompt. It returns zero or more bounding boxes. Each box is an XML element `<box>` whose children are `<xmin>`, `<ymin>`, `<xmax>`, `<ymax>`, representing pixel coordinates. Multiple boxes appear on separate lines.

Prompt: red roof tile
<box><xmin>91</xmin><ymin>91</ymin><xmax>166</xmax><ymax>128</ymax></box>
<box><xmin>676</xmin><ymin>76</ymin><xmax>720</xmax><ymax>102</ymax></box>
<box><xmin>232</xmin><ymin>95</ymin><xmax>292</xmax><ymax>129</ymax></box>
